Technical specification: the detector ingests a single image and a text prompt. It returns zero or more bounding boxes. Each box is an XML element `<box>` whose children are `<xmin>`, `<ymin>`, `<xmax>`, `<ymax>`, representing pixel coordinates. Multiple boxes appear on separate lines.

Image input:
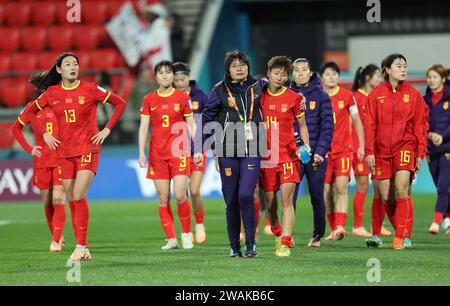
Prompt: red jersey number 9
<box><xmin>46</xmin><ymin>122</ymin><xmax>53</xmax><ymax>135</ymax></box>
<box><xmin>64</xmin><ymin>109</ymin><xmax>76</xmax><ymax>123</ymax></box>
<box><xmin>162</xmin><ymin>115</ymin><xmax>169</xmax><ymax>128</ymax></box>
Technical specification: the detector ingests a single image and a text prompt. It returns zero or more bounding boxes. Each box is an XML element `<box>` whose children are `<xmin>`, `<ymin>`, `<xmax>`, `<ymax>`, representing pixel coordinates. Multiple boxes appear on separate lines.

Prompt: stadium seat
<box><xmin>31</xmin><ymin>1</ymin><xmax>56</xmax><ymax>26</ymax></box>
<box><xmin>22</xmin><ymin>27</ymin><xmax>47</xmax><ymax>51</ymax></box>
<box><xmin>98</xmin><ymin>25</ymin><xmax>115</xmax><ymax>48</ymax></box>
<box><xmin>37</xmin><ymin>51</ymin><xmax>61</xmax><ymax>70</ymax></box>
<box><xmin>91</xmin><ymin>49</ymin><xmax>118</xmax><ymax>70</ymax></box>
<box><xmin>0</xmin><ymin>5</ymin><xmax>4</xmax><ymax>26</ymax></box>
<box><xmin>1</xmin><ymin>79</ymin><xmax>28</xmax><ymax>108</ymax></box>
<box><xmin>48</xmin><ymin>26</ymin><xmax>74</xmax><ymax>51</ymax></box>
<box><xmin>0</xmin><ymin>53</ymin><xmax>10</xmax><ymax>74</ymax></box>
<box><xmin>75</xmin><ymin>51</ymin><xmax>91</xmax><ymax>69</ymax></box>
<box><xmin>0</xmin><ymin>27</ymin><xmax>21</xmax><ymax>52</ymax></box>
<box><xmin>5</xmin><ymin>2</ymin><xmax>32</xmax><ymax>26</ymax></box>
<box><xmin>0</xmin><ymin>122</ymin><xmax>15</xmax><ymax>148</ymax></box>
<box><xmin>82</xmin><ymin>1</ymin><xmax>108</xmax><ymax>24</ymax></box>
<box><xmin>108</xmin><ymin>1</ymin><xmax>127</xmax><ymax>19</ymax></box>
<box><xmin>74</xmin><ymin>25</ymin><xmax>100</xmax><ymax>50</ymax></box>
<box><xmin>11</xmin><ymin>52</ymin><xmax>38</xmax><ymax>73</ymax></box>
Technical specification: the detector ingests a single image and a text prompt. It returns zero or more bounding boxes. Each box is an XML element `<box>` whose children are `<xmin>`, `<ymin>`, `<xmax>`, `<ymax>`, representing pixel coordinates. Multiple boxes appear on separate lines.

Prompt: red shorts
<box><xmin>352</xmin><ymin>152</ymin><xmax>371</xmax><ymax>176</ymax></box>
<box><xmin>325</xmin><ymin>152</ymin><xmax>353</xmax><ymax>184</ymax></box>
<box><xmin>260</xmin><ymin>160</ymin><xmax>300</xmax><ymax>192</ymax></box>
<box><xmin>147</xmin><ymin>156</ymin><xmax>191</xmax><ymax>179</ymax></box>
<box><xmin>33</xmin><ymin>167</ymin><xmax>62</xmax><ymax>190</ymax></box>
<box><xmin>59</xmin><ymin>153</ymin><xmax>100</xmax><ymax>179</ymax></box>
<box><xmin>190</xmin><ymin>153</ymin><xmax>208</xmax><ymax>173</ymax></box>
<box><xmin>372</xmin><ymin>149</ymin><xmax>415</xmax><ymax>180</ymax></box>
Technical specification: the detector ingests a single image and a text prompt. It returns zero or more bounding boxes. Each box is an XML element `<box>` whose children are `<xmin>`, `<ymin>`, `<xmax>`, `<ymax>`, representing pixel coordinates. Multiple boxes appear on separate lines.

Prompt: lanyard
<box><xmin>225</xmin><ymin>85</ymin><xmax>254</xmax><ymax>122</ymax></box>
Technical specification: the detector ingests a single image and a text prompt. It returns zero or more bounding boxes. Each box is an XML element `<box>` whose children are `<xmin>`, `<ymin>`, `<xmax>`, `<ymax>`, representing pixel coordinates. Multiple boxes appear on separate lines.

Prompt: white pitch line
<box><xmin>0</xmin><ymin>220</ymin><xmax>11</xmax><ymax>226</ymax></box>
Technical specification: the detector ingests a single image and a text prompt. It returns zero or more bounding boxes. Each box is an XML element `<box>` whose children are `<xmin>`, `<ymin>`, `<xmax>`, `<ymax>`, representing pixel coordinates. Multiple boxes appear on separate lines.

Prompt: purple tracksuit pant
<box><xmin>428</xmin><ymin>153</ymin><xmax>450</xmax><ymax>215</ymax></box>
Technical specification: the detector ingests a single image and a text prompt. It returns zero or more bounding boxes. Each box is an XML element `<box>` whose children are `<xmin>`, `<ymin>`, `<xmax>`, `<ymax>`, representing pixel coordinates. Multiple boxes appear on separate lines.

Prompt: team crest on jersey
<box><xmin>309</xmin><ymin>101</ymin><xmax>316</xmax><ymax>110</ymax></box>
<box><xmin>174</xmin><ymin>104</ymin><xmax>180</xmax><ymax>111</ymax></box>
<box><xmin>376</xmin><ymin>168</ymin><xmax>382</xmax><ymax>176</ymax></box>
<box><xmin>338</xmin><ymin>100</ymin><xmax>345</xmax><ymax>109</ymax></box>
<box><xmin>403</xmin><ymin>94</ymin><xmax>410</xmax><ymax>103</ymax></box>
<box><xmin>192</xmin><ymin>101</ymin><xmax>199</xmax><ymax>110</ymax></box>
<box><xmin>225</xmin><ymin>168</ymin><xmax>232</xmax><ymax>176</ymax></box>
<box><xmin>149</xmin><ymin>167</ymin><xmax>155</xmax><ymax>176</ymax></box>
<box><xmin>377</xmin><ymin>96</ymin><xmax>385</xmax><ymax>103</ymax></box>
<box><xmin>443</xmin><ymin>101</ymin><xmax>449</xmax><ymax>110</ymax></box>
<box><xmin>78</xmin><ymin>96</ymin><xmax>85</xmax><ymax>105</ymax></box>
<box><xmin>281</xmin><ymin>104</ymin><xmax>288</xmax><ymax>113</ymax></box>
<box><xmin>358</xmin><ymin>163</ymin><xmax>364</xmax><ymax>172</ymax></box>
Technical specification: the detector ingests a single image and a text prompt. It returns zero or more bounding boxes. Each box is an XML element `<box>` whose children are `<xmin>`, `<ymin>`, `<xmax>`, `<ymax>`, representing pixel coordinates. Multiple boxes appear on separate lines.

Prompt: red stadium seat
<box><xmin>91</xmin><ymin>49</ymin><xmax>118</xmax><ymax>70</ymax></box>
<box><xmin>22</xmin><ymin>27</ymin><xmax>47</xmax><ymax>51</ymax></box>
<box><xmin>74</xmin><ymin>25</ymin><xmax>99</xmax><ymax>50</ymax></box>
<box><xmin>0</xmin><ymin>53</ymin><xmax>11</xmax><ymax>74</ymax></box>
<box><xmin>74</xmin><ymin>51</ymin><xmax>91</xmax><ymax>69</ymax></box>
<box><xmin>11</xmin><ymin>52</ymin><xmax>38</xmax><ymax>73</ymax></box>
<box><xmin>5</xmin><ymin>2</ymin><xmax>31</xmax><ymax>26</ymax></box>
<box><xmin>82</xmin><ymin>1</ymin><xmax>108</xmax><ymax>24</ymax></box>
<box><xmin>31</xmin><ymin>2</ymin><xmax>56</xmax><ymax>26</ymax></box>
<box><xmin>48</xmin><ymin>26</ymin><xmax>74</xmax><ymax>51</ymax></box>
<box><xmin>1</xmin><ymin>79</ymin><xmax>28</xmax><ymax>108</ymax></box>
<box><xmin>37</xmin><ymin>51</ymin><xmax>61</xmax><ymax>70</ymax></box>
<box><xmin>98</xmin><ymin>25</ymin><xmax>115</xmax><ymax>48</ymax></box>
<box><xmin>0</xmin><ymin>27</ymin><xmax>21</xmax><ymax>52</ymax></box>
<box><xmin>108</xmin><ymin>1</ymin><xmax>127</xmax><ymax>19</ymax></box>
<box><xmin>0</xmin><ymin>122</ymin><xmax>15</xmax><ymax>148</ymax></box>
<box><xmin>0</xmin><ymin>5</ymin><xmax>4</xmax><ymax>26</ymax></box>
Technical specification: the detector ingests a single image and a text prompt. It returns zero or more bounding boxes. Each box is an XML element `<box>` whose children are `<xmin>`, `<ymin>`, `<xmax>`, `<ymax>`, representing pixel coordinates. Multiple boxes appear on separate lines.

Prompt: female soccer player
<box><xmin>423</xmin><ymin>64</ymin><xmax>450</xmax><ymax>235</ymax></box>
<box><xmin>288</xmin><ymin>58</ymin><xmax>334</xmax><ymax>248</ymax></box>
<box><xmin>24</xmin><ymin>53</ymin><xmax>127</xmax><ymax>261</ymax></box>
<box><xmin>350</xmin><ymin>64</ymin><xmax>386</xmax><ymax>238</ymax></box>
<box><xmin>260</xmin><ymin>56</ymin><xmax>310</xmax><ymax>257</ymax></box>
<box><xmin>365</xmin><ymin>54</ymin><xmax>427</xmax><ymax>249</ymax></box>
<box><xmin>320</xmin><ymin>62</ymin><xmax>365</xmax><ymax>240</ymax></box>
<box><xmin>199</xmin><ymin>50</ymin><xmax>266</xmax><ymax>258</ymax></box>
<box><xmin>139</xmin><ymin>61</ymin><xmax>197</xmax><ymax>250</ymax></box>
<box><xmin>173</xmin><ymin>61</ymin><xmax>209</xmax><ymax>243</ymax></box>
<box><xmin>13</xmin><ymin>103</ymin><xmax>66</xmax><ymax>252</ymax></box>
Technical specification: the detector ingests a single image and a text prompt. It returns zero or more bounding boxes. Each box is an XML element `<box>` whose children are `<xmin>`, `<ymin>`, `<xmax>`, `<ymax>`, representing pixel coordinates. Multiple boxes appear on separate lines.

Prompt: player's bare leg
<box><xmin>352</xmin><ymin>175</ymin><xmax>372</xmax><ymax>237</ymax></box>
<box><xmin>334</xmin><ymin>176</ymin><xmax>349</xmax><ymax>240</ymax></box>
<box><xmin>189</xmin><ymin>170</ymin><xmax>206</xmax><ymax>243</ymax></box>
<box><xmin>67</xmin><ymin>170</ymin><xmax>95</xmax><ymax>261</ymax></box>
<box><xmin>324</xmin><ymin>183</ymin><xmax>336</xmax><ymax>240</ymax></box>
<box><xmin>277</xmin><ymin>183</ymin><xmax>296</xmax><ymax>256</ymax></box>
<box><xmin>154</xmin><ymin>179</ymin><xmax>178</xmax><ymax>250</ymax></box>
<box><xmin>174</xmin><ymin>175</ymin><xmax>193</xmax><ymax>249</ymax></box>
<box><xmin>49</xmin><ymin>185</ymin><xmax>66</xmax><ymax>253</ymax></box>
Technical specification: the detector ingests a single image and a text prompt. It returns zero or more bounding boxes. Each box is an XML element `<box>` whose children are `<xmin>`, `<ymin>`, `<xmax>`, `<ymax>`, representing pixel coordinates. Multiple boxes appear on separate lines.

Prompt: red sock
<box><xmin>44</xmin><ymin>206</ymin><xmax>54</xmax><ymax>234</ymax></box>
<box><xmin>74</xmin><ymin>198</ymin><xmax>89</xmax><ymax>247</ymax></box>
<box><xmin>327</xmin><ymin>212</ymin><xmax>336</xmax><ymax>231</ymax></box>
<box><xmin>254</xmin><ymin>199</ymin><xmax>261</xmax><ymax>230</ymax></box>
<box><xmin>52</xmin><ymin>205</ymin><xmax>66</xmax><ymax>243</ymax></box>
<box><xmin>383</xmin><ymin>202</ymin><xmax>396</xmax><ymax>230</ymax></box>
<box><xmin>69</xmin><ymin>201</ymin><xmax>77</xmax><ymax>240</ymax></box>
<box><xmin>434</xmin><ymin>212</ymin><xmax>444</xmax><ymax>224</ymax></box>
<box><xmin>194</xmin><ymin>209</ymin><xmax>205</xmax><ymax>224</ymax></box>
<box><xmin>271</xmin><ymin>224</ymin><xmax>283</xmax><ymax>237</ymax></box>
<box><xmin>334</xmin><ymin>212</ymin><xmax>348</xmax><ymax>228</ymax></box>
<box><xmin>281</xmin><ymin>235</ymin><xmax>293</xmax><ymax>248</ymax></box>
<box><xmin>406</xmin><ymin>197</ymin><xmax>414</xmax><ymax>239</ymax></box>
<box><xmin>353</xmin><ymin>191</ymin><xmax>366</xmax><ymax>228</ymax></box>
<box><xmin>158</xmin><ymin>205</ymin><xmax>176</xmax><ymax>239</ymax></box>
<box><xmin>371</xmin><ymin>198</ymin><xmax>384</xmax><ymax>237</ymax></box>
<box><xmin>394</xmin><ymin>198</ymin><xmax>409</xmax><ymax>239</ymax></box>
<box><xmin>177</xmin><ymin>199</ymin><xmax>192</xmax><ymax>233</ymax></box>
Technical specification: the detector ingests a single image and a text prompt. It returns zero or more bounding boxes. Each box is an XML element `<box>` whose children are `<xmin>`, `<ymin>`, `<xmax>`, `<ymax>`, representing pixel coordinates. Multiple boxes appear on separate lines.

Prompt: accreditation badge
<box><xmin>244</xmin><ymin>122</ymin><xmax>254</xmax><ymax>141</ymax></box>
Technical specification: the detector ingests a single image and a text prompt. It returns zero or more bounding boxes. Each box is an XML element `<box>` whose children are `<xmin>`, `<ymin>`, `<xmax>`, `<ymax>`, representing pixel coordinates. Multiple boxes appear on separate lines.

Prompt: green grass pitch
<box><xmin>0</xmin><ymin>194</ymin><xmax>449</xmax><ymax>285</ymax></box>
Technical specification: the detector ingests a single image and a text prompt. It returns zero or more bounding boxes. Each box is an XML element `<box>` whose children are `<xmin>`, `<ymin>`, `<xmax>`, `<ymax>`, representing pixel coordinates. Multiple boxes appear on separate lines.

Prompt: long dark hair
<box><xmin>29</xmin><ymin>52</ymin><xmax>79</xmax><ymax>93</ymax></box>
<box><xmin>352</xmin><ymin>64</ymin><xmax>379</xmax><ymax>92</ymax></box>
<box><xmin>381</xmin><ymin>53</ymin><xmax>407</xmax><ymax>81</ymax></box>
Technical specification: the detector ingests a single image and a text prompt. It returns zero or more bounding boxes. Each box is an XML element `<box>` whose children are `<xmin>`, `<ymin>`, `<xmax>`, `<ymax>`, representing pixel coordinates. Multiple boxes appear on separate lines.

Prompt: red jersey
<box><xmin>351</xmin><ymin>89</ymin><xmax>369</xmax><ymax>154</ymax></box>
<box><xmin>261</xmin><ymin>87</ymin><xmax>305</xmax><ymax>164</ymax></box>
<box><xmin>17</xmin><ymin>104</ymin><xmax>59</xmax><ymax>168</ymax></box>
<box><xmin>365</xmin><ymin>81</ymin><xmax>427</xmax><ymax>158</ymax></box>
<box><xmin>33</xmin><ymin>80</ymin><xmax>112</xmax><ymax>158</ymax></box>
<box><xmin>329</xmin><ymin>86</ymin><xmax>358</xmax><ymax>155</ymax></box>
<box><xmin>140</xmin><ymin>88</ymin><xmax>193</xmax><ymax>160</ymax></box>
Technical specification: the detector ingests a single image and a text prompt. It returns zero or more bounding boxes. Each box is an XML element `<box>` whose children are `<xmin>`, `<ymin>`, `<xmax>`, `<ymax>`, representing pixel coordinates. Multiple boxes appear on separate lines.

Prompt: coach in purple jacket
<box><xmin>287</xmin><ymin>58</ymin><xmax>334</xmax><ymax>247</ymax></box>
<box><xmin>196</xmin><ymin>50</ymin><xmax>266</xmax><ymax>258</ymax></box>
<box><xmin>424</xmin><ymin>65</ymin><xmax>450</xmax><ymax>234</ymax></box>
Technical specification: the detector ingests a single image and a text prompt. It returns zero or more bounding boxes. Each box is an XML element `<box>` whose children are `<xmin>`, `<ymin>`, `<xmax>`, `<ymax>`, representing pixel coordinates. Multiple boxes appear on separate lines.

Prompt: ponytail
<box><xmin>351</xmin><ymin>66</ymin><xmax>364</xmax><ymax>92</ymax></box>
<box><xmin>29</xmin><ymin>52</ymin><xmax>79</xmax><ymax>94</ymax></box>
<box><xmin>352</xmin><ymin>64</ymin><xmax>380</xmax><ymax>92</ymax></box>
